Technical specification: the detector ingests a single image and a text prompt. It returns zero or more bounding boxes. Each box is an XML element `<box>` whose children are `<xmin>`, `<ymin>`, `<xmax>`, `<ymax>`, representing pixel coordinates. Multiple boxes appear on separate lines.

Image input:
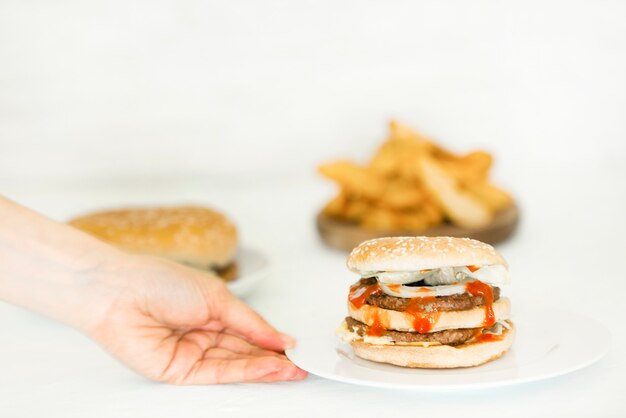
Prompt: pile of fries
<box><xmin>319</xmin><ymin>121</ymin><xmax>512</xmax><ymax>230</ymax></box>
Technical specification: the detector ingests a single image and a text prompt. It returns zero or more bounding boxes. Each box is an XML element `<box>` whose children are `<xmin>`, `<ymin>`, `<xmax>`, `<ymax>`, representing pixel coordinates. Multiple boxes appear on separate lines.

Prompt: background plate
<box><xmin>227</xmin><ymin>247</ymin><xmax>271</xmax><ymax>298</ymax></box>
<box><xmin>316</xmin><ymin>203</ymin><xmax>519</xmax><ymax>251</ymax></box>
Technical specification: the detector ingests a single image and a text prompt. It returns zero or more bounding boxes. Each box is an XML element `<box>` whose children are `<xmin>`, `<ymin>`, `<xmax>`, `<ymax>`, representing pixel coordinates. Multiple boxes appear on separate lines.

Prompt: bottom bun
<box><xmin>351</xmin><ymin>322</ymin><xmax>515</xmax><ymax>368</ymax></box>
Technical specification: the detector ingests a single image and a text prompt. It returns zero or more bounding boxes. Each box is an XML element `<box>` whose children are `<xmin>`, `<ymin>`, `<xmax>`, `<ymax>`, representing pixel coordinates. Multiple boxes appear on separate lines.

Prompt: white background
<box><xmin>1</xmin><ymin>1</ymin><xmax>625</xmax><ymax>417</ymax></box>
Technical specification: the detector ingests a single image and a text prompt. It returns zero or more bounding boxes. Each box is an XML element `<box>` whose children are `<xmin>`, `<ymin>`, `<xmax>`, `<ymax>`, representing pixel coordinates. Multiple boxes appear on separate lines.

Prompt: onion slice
<box><xmin>362</xmin><ymin>270</ymin><xmax>432</xmax><ymax>285</ymax></box>
<box><xmin>378</xmin><ymin>281</ymin><xmax>469</xmax><ymax>298</ymax></box>
<box><xmin>363</xmin><ymin>264</ymin><xmax>511</xmax><ymax>286</ymax></box>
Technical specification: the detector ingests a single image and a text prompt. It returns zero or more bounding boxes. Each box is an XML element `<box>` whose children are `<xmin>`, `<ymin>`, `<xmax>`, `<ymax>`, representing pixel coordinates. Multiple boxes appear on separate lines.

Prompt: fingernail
<box><xmin>279</xmin><ymin>333</ymin><xmax>296</xmax><ymax>349</ymax></box>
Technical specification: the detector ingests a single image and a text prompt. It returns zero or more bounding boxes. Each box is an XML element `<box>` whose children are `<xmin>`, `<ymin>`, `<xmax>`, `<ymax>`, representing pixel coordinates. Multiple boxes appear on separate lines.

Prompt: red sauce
<box><xmin>477</xmin><ymin>333</ymin><xmax>503</xmax><ymax>343</ymax></box>
<box><xmin>367</xmin><ymin>314</ymin><xmax>386</xmax><ymax>337</ymax></box>
<box><xmin>467</xmin><ymin>265</ymin><xmax>481</xmax><ymax>273</ymax></box>
<box><xmin>387</xmin><ymin>284</ymin><xmax>401</xmax><ymax>293</ymax></box>
<box><xmin>348</xmin><ymin>281</ymin><xmax>382</xmax><ymax>309</ymax></box>
<box><xmin>348</xmin><ymin>281</ymin><xmax>387</xmax><ymax>337</ymax></box>
<box><xmin>465</xmin><ymin>280</ymin><xmax>495</xmax><ymax>327</ymax></box>
<box><xmin>404</xmin><ymin>296</ymin><xmax>440</xmax><ymax>334</ymax></box>
<box><xmin>388</xmin><ymin>284</ymin><xmax>431</xmax><ymax>295</ymax></box>
<box><xmin>348</xmin><ymin>280</ymin><xmax>443</xmax><ymax>336</ymax></box>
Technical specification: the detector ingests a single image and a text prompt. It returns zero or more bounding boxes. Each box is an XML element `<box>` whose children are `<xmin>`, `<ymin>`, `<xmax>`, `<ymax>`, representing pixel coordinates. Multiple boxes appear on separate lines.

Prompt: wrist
<box><xmin>0</xmin><ymin>198</ymin><xmax>135</xmax><ymax>331</ymax></box>
<box><xmin>63</xmin><ymin>249</ymin><xmax>137</xmax><ymax>332</ymax></box>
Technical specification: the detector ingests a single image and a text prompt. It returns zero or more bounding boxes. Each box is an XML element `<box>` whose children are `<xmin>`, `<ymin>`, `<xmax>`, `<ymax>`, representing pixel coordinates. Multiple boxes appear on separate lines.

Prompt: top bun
<box><xmin>69</xmin><ymin>206</ymin><xmax>238</xmax><ymax>268</ymax></box>
<box><xmin>347</xmin><ymin>236</ymin><xmax>506</xmax><ymax>274</ymax></box>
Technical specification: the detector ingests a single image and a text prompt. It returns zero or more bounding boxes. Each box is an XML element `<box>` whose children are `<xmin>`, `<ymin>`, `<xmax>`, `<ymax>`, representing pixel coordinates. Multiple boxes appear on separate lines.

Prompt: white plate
<box><xmin>286</xmin><ymin>307</ymin><xmax>610</xmax><ymax>391</ymax></box>
<box><xmin>226</xmin><ymin>247</ymin><xmax>271</xmax><ymax>297</ymax></box>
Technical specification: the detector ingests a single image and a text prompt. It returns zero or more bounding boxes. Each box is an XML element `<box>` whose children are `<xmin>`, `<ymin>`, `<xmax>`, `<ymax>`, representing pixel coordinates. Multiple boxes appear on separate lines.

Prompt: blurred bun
<box><xmin>347</xmin><ymin>236</ymin><xmax>507</xmax><ymax>274</ymax></box>
<box><xmin>69</xmin><ymin>206</ymin><xmax>237</xmax><ymax>268</ymax></box>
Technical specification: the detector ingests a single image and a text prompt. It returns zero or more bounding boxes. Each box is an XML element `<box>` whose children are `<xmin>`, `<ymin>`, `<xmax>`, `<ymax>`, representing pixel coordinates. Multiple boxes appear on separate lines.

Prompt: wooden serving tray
<box><xmin>316</xmin><ymin>203</ymin><xmax>519</xmax><ymax>251</ymax></box>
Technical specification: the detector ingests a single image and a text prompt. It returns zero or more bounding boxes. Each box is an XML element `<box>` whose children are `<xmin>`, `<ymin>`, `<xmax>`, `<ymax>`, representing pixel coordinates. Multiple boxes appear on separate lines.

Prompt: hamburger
<box><xmin>69</xmin><ymin>206</ymin><xmax>239</xmax><ymax>281</ymax></box>
<box><xmin>337</xmin><ymin>236</ymin><xmax>514</xmax><ymax>368</ymax></box>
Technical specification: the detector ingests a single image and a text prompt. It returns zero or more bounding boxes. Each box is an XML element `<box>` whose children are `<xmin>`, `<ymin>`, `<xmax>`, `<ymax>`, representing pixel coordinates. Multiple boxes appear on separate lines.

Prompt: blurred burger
<box><xmin>337</xmin><ymin>236</ymin><xmax>514</xmax><ymax>368</ymax></box>
<box><xmin>69</xmin><ymin>206</ymin><xmax>238</xmax><ymax>281</ymax></box>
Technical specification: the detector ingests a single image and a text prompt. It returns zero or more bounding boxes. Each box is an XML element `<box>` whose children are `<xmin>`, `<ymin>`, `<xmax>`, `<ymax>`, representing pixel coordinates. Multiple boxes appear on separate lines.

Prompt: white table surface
<box><xmin>1</xmin><ymin>160</ymin><xmax>624</xmax><ymax>418</ymax></box>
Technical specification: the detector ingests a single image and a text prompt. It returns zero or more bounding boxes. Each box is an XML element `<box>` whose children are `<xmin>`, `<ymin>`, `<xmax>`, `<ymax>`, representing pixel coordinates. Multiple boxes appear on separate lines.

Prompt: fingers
<box><xmin>248</xmin><ymin>365</ymin><xmax>308</xmax><ymax>383</ymax></box>
<box><xmin>178</xmin><ymin>356</ymin><xmax>307</xmax><ymax>385</ymax></box>
<box><xmin>190</xmin><ymin>347</ymin><xmax>287</xmax><ymax>361</ymax></box>
<box><xmin>185</xmin><ymin>329</ymin><xmax>288</xmax><ymax>358</ymax></box>
<box><xmin>215</xmin><ymin>333</ymin><xmax>290</xmax><ymax>358</ymax></box>
<box><xmin>156</xmin><ymin>330</ymin><xmax>302</xmax><ymax>384</ymax></box>
<box><xmin>218</xmin><ymin>293</ymin><xmax>295</xmax><ymax>352</ymax></box>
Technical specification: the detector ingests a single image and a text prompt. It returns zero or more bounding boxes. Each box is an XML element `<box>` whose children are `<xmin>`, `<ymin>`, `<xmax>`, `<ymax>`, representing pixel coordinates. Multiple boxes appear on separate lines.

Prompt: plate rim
<box><xmin>226</xmin><ymin>246</ymin><xmax>272</xmax><ymax>297</ymax></box>
<box><xmin>285</xmin><ymin>307</ymin><xmax>611</xmax><ymax>391</ymax></box>
<box><xmin>316</xmin><ymin>202</ymin><xmax>519</xmax><ymax>251</ymax></box>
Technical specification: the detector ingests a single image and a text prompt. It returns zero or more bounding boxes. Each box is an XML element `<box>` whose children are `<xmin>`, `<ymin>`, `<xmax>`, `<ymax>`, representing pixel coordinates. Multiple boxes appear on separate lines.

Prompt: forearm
<box><xmin>0</xmin><ymin>197</ymin><xmax>130</xmax><ymax>331</ymax></box>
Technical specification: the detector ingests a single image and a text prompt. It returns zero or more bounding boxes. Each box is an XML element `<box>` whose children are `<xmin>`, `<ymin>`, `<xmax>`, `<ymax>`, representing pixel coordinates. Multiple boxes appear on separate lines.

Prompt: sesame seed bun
<box><xmin>69</xmin><ymin>206</ymin><xmax>237</xmax><ymax>269</ymax></box>
<box><xmin>350</xmin><ymin>322</ymin><xmax>515</xmax><ymax>368</ymax></box>
<box><xmin>347</xmin><ymin>236</ymin><xmax>507</xmax><ymax>274</ymax></box>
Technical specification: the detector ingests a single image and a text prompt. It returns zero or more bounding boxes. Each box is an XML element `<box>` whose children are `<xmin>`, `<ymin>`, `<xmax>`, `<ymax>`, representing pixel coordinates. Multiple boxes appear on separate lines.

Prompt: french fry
<box><xmin>439</xmin><ymin>151</ymin><xmax>492</xmax><ymax>183</ymax></box>
<box><xmin>342</xmin><ymin>197</ymin><xmax>371</xmax><ymax>221</ymax></box>
<box><xmin>378</xmin><ymin>180</ymin><xmax>426</xmax><ymax>210</ymax></box>
<box><xmin>421</xmin><ymin>195</ymin><xmax>445</xmax><ymax>224</ymax></box>
<box><xmin>319</xmin><ymin>121</ymin><xmax>511</xmax><ymax>231</ymax></box>
<box><xmin>322</xmin><ymin>191</ymin><xmax>349</xmax><ymax>217</ymax></box>
<box><xmin>418</xmin><ymin>156</ymin><xmax>493</xmax><ymax>228</ymax></box>
<box><xmin>318</xmin><ymin>161</ymin><xmax>384</xmax><ymax>199</ymax></box>
<box><xmin>461</xmin><ymin>151</ymin><xmax>492</xmax><ymax>177</ymax></box>
<box><xmin>361</xmin><ymin>208</ymin><xmax>398</xmax><ymax>229</ymax></box>
<box><xmin>393</xmin><ymin>210</ymin><xmax>432</xmax><ymax>230</ymax></box>
<box><xmin>369</xmin><ymin>142</ymin><xmax>403</xmax><ymax>177</ymax></box>
<box><xmin>372</xmin><ymin>122</ymin><xmax>429</xmax><ymax>177</ymax></box>
<box><xmin>389</xmin><ymin>120</ymin><xmax>456</xmax><ymax>160</ymax></box>
<box><xmin>464</xmin><ymin>182</ymin><xmax>512</xmax><ymax>212</ymax></box>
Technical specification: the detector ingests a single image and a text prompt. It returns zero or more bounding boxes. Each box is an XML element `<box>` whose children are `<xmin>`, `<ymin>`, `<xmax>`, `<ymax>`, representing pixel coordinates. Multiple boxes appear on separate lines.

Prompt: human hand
<box><xmin>0</xmin><ymin>198</ymin><xmax>306</xmax><ymax>384</ymax></box>
<box><xmin>85</xmin><ymin>256</ymin><xmax>307</xmax><ymax>384</ymax></box>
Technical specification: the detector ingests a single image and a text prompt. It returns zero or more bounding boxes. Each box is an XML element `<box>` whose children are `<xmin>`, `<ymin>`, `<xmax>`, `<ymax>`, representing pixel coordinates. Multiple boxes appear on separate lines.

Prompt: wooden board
<box><xmin>316</xmin><ymin>203</ymin><xmax>519</xmax><ymax>251</ymax></box>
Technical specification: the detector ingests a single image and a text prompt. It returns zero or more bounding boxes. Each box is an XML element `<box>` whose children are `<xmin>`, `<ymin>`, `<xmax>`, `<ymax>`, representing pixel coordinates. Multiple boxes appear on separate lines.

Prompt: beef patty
<box><xmin>357</xmin><ymin>278</ymin><xmax>500</xmax><ymax>312</ymax></box>
<box><xmin>214</xmin><ymin>262</ymin><xmax>238</xmax><ymax>282</ymax></box>
<box><xmin>345</xmin><ymin>317</ymin><xmax>479</xmax><ymax>345</ymax></box>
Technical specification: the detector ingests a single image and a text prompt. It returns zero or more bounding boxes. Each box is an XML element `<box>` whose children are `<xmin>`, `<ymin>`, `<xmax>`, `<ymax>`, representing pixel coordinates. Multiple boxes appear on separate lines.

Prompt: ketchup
<box><xmin>465</xmin><ymin>280</ymin><xmax>495</xmax><ymax>327</ymax></box>
<box><xmin>388</xmin><ymin>284</ymin><xmax>431</xmax><ymax>295</ymax></box>
<box><xmin>348</xmin><ymin>281</ymin><xmax>386</xmax><ymax>337</ymax></box>
<box><xmin>368</xmin><ymin>315</ymin><xmax>386</xmax><ymax>337</ymax></box>
<box><xmin>477</xmin><ymin>333</ymin><xmax>503</xmax><ymax>343</ymax></box>
<box><xmin>348</xmin><ymin>280</ymin><xmax>442</xmax><ymax>336</ymax></box>
<box><xmin>404</xmin><ymin>296</ymin><xmax>440</xmax><ymax>334</ymax></box>
<box><xmin>387</xmin><ymin>284</ymin><xmax>401</xmax><ymax>293</ymax></box>
<box><xmin>467</xmin><ymin>265</ymin><xmax>481</xmax><ymax>273</ymax></box>
<box><xmin>348</xmin><ymin>281</ymin><xmax>382</xmax><ymax>309</ymax></box>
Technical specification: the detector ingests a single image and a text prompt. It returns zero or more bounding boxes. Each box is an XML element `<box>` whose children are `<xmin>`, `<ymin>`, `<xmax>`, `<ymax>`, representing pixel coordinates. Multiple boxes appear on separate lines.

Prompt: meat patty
<box><xmin>345</xmin><ymin>317</ymin><xmax>480</xmax><ymax>346</ymax></box>
<box><xmin>214</xmin><ymin>262</ymin><xmax>238</xmax><ymax>282</ymax></box>
<box><xmin>356</xmin><ymin>278</ymin><xmax>500</xmax><ymax>312</ymax></box>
